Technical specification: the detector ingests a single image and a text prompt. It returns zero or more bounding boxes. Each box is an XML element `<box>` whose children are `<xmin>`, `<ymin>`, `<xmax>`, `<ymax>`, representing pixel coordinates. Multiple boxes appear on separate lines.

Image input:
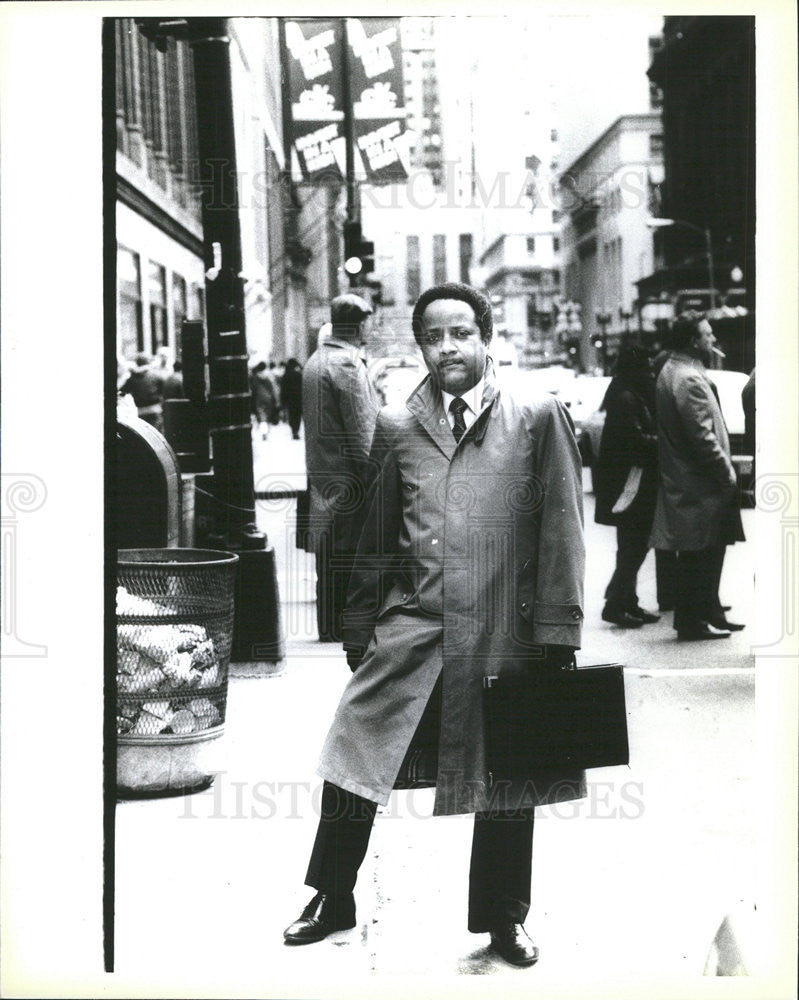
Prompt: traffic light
<box><xmin>343</xmin><ymin>221</ymin><xmax>375</xmax><ymax>285</ymax></box>
<box><xmin>359</xmin><ymin>239</ymin><xmax>375</xmax><ymax>276</ymax></box>
<box><xmin>365</xmin><ymin>277</ymin><xmax>383</xmax><ymax>306</ymax></box>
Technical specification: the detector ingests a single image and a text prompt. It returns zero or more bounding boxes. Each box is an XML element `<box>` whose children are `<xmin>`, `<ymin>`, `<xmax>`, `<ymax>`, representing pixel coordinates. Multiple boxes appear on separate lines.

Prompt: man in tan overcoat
<box><xmin>302</xmin><ymin>294</ymin><xmax>379</xmax><ymax>641</ymax></box>
<box><xmin>649</xmin><ymin>310</ymin><xmax>745</xmax><ymax>639</ymax></box>
<box><xmin>285</xmin><ymin>283</ymin><xmax>585</xmax><ymax>967</ymax></box>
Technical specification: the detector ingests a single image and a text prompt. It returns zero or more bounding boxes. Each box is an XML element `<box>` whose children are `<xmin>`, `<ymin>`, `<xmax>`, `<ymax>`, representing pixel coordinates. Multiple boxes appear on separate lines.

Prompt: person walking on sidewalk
<box><xmin>120</xmin><ymin>352</ymin><xmax>166</xmax><ymax>433</ymax></box>
<box><xmin>249</xmin><ymin>361</ymin><xmax>279</xmax><ymax>439</ymax></box>
<box><xmin>302</xmin><ymin>294</ymin><xmax>379</xmax><ymax>642</ymax></box>
<box><xmin>284</xmin><ymin>283</ymin><xmax>586</xmax><ymax>968</ymax></box>
<box><xmin>651</xmin><ymin>348</ymin><xmax>677</xmax><ymax>612</ymax></box>
<box><xmin>281</xmin><ymin>357</ymin><xmax>304</xmax><ymax>440</ymax></box>
<box><xmin>594</xmin><ymin>345</ymin><xmax>660</xmax><ymax>628</ymax></box>
<box><xmin>649</xmin><ymin>311</ymin><xmax>745</xmax><ymax>640</ymax></box>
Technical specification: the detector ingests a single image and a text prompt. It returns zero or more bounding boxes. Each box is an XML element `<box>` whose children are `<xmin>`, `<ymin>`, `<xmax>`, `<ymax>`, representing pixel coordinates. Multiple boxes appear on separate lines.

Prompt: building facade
<box><xmin>114</xmin><ymin>18</ymin><xmax>324</xmax><ymax>367</ymax></box>
<box><xmin>559</xmin><ymin>113</ymin><xmax>664</xmax><ymax>372</ymax></box>
<box><xmin>637</xmin><ymin>15</ymin><xmax>755</xmax><ymax>373</ymax></box>
<box><xmin>114</xmin><ymin>19</ymin><xmax>205</xmax><ymax>362</ymax></box>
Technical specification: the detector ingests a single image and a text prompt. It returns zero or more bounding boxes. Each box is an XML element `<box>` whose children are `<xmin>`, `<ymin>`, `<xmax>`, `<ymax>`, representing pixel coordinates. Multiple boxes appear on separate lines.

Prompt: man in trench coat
<box><xmin>649</xmin><ymin>311</ymin><xmax>745</xmax><ymax>639</ymax></box>
<box><xmin>302</xmin><ymin>294</ymin><xmax>380</xmax><ymax>642</ymax></box>
<box><xmin>284</xmin><ymin>283</ymin><xmax>586</xmax><ymax>967</ymax></box>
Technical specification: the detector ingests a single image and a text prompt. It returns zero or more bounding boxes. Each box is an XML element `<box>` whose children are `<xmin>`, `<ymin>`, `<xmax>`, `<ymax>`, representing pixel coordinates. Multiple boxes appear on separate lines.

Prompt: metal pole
<box><xmin>705</xmin><ymin>226</ymin><xmax>716</xmax><ymax>311</ymax></box>
<box><xmin>341</xmin><ymin>18</ymin><xmax>358</xmax><ymax>229</ymax></box>
<box><xmin>188</xmin><ymin>18</ymin><xmax>256</xmax><ymax>545</ymax></box>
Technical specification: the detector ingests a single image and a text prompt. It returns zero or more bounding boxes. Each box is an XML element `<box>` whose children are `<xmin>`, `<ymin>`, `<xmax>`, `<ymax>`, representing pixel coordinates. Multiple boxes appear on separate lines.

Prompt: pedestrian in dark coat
<box><xmin>302</xmin><ymin>294</ymin><xmax>379</xmax><ymax>642</ymax></box>
<box><xmin>120</xmin><ymin>353</ymin><xmax>166</xmax><ymax>434</ymax></box>
<box><xmin>280</xmin><ymin>358</ymin><xmax>303</xmax><ymax>439</ymax></box>
<box><xmin>284</xmin><ymin>283</ymin><xmax>585</xmax><ymax>968</ymax></box>
<box><xmin>594</xmin><ymin>346</ymin><xmax>660</xmax><ymax>627</ymax></box>
<box><xmin>649</xmin><ymin>311</ymin><xmax>745</xmax><ymax>640</ymax></box>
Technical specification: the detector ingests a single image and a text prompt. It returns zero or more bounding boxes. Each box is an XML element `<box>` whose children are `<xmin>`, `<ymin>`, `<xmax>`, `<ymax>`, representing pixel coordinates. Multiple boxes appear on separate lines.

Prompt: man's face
<box><xmin>418</xmin><ymin>298</ymin><xmax>488</xmax><ymax>395</ymax></box>
<box><xmin>691</xmin><ymin>319</ymin><xmax>716</xmax><ymax>366</ymax></box>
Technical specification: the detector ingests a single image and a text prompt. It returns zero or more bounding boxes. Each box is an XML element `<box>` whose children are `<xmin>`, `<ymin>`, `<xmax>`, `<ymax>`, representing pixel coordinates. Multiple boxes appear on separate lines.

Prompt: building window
<box><xmin>526</xmin><ymin>236</ymin><xmax>536</xmax><ymax>255</ymax></box>
<box><xmin>172</xmin><ymin>273</ymin><xmax>187</xmax><ymax>360</ymax></box>
<box><xmin>433</xmin><ymin>234</ymin><xmax>447</xmax><ymax>284</ymax></box>
<box><xmin>459</xmin><ymin>233</ymin><xmax>473</xmax><ymax>284</ymax></box>
<box><xmin>553</xmin><ymin>236</ymin><xmax>560</xmax><ymax>252</ymax></box>
<box><xmin>406</xmin><ymin>235</ymin><xmax>421</xmax><ymax>304</ymax></box>
<box><xmin>649</xmin><ymin>133</ymin><xmax>664</xmax><ymax>159</ymax></box>
<box><xmin>148</xmin><ymin>260</ymin><xmax>168</xmax><ymax>353</ymax></box>
<box><xmin>118</xmin><ymin>245</ymin><xmax>143</xmax><ymax>357</ymax></box>
<box><xmin>648</xmin><ymin>35</ymin><xmax>664</xmax><ymax>111</ymax></box>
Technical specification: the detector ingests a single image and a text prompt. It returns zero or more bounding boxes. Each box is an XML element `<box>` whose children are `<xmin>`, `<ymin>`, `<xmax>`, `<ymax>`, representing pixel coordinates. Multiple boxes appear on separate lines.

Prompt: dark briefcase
<box><xmin>483</xmin><ymin>662</ymin><xmax>630</xmax><ymax>775</ymax></box>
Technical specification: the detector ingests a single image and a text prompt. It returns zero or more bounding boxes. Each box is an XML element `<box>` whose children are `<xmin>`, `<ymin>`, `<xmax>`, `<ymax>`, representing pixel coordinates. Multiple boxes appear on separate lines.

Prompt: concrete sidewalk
<box><xmin>113</xmin><ymin>430</ymin><xmax>757</xmax><ymax>996</ymax></box>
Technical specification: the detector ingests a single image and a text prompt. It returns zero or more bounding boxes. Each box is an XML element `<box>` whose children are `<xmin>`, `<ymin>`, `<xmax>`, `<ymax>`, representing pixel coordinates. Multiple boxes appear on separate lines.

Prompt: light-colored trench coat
<box><xmin>317</xmin><ymin>364</ymin><xmax>586</xmax><ymax>816</ymax></box>
<box><xmin>649</xmin><ymin>353</ymin><xmax>741</xmax><ymax>551</ymax></box>
<box><xmin>302</xmin><ymin>337</ymin><xmax>380</xmax><ymax>553</ymax></box>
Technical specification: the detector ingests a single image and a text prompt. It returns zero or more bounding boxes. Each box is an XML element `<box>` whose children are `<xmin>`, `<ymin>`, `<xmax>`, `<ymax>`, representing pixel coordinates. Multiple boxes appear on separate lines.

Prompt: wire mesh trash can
<box><xmin>116</xmin><ymin>548</ymin><xmax>239</xmax><ymax>796</ymax></box>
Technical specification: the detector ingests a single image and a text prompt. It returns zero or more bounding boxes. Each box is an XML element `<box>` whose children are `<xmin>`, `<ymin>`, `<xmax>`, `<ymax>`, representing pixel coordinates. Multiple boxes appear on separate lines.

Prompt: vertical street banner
<box><xmin>283</xmin><ymin>19</ymin><xmax>347</xmax><ymax>184</ymax></box>
<box><xmin>347</xmin><ymin>17</ymin><xmax>411</xmax><ymax>185</ymax></box>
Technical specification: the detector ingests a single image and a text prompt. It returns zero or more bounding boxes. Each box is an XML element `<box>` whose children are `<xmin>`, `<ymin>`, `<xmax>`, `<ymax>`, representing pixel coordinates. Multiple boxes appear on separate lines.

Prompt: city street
<box><xmin>114</xmin><ymin>423</ymin><xmax>757</xmax><ymax>995</ymax></box>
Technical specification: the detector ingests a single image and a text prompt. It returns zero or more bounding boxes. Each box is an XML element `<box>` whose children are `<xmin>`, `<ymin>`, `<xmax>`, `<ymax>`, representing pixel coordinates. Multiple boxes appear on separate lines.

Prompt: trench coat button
<box><xmin>571</xmin><ymin>609</ymin><xmax>581</xmax><ymax>620</ymax></box>
<box><xmin>520</xmin><ymin>601</ymin><xmax>529</xmax><ymax>611</ymax></box>
<box><xmin>439</xmin><ymin>418</ymin><xmax>446</xmax><ymax>425</ymax></box>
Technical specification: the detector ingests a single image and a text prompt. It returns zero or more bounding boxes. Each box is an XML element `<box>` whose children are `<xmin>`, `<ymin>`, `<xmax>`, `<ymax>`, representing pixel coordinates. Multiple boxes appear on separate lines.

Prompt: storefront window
<box><xmin>148</xmin><ymin>259</ymin><xmax>167</xmax><ymax>353</ymax></box>
<box><xmin>118</xmin><ymin>245</ymin><xmax>142</xmax><ymax>358</ymax></box>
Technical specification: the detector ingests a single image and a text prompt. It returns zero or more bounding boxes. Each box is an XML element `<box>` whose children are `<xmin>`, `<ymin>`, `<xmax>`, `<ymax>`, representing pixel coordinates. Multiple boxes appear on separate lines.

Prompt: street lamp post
<box><xmin>646</xmin><ymin>217</ymin><xmax>716</xmax><ymax>311</ymax></box>
<box><xmin>595</xmin><ymin>311</ymin><xmax>611</xmax><ymax>374</ymax></box>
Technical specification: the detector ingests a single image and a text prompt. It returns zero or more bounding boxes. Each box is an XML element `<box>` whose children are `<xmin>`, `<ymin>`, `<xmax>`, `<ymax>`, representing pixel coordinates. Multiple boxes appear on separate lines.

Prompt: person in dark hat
<box><xmin>649</xmin><ymin>311</ymin><xmax>745</xmax><ymax>640</ymax></box>
<box><xmin>302</xmin><ymin>293</ymin><xmax>379</xmax><ymax>642</ymax></box>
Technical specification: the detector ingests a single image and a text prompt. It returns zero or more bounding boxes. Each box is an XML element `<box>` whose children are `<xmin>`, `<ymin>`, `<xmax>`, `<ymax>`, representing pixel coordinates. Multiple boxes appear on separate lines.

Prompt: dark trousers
<box><xmin>315</xmin><ymin>544</ymin><xmax>356</xmax><ymax>643</ymax></box>
<box><xmin>673</xmin><ymin>543</ymin><xmax>727</xmax><ymax>632</ymax></box>
<box><xmin>655</xmin><ymin>549</ymin><xmax>678</xmax><ymax>610</ymax></box>
<box><xmin>286</xmin><ymin>405</ymin><xmax>302</xmax><ymax>438</ymax></box>
<box><xmin>306</xmin><ymin>782</ymin><xmax>535</xmax><ymax>933</ymax></box>
<box><xmin>604</xmin><ymin>524</ymin><xmax>650</xmax><ymax>613</ymax></box>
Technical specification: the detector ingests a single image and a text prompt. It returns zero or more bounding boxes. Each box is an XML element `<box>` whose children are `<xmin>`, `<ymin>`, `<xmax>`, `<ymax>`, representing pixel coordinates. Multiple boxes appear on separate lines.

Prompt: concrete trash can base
<box><xmin>117</xmin><ymin>726</ymin><xmax>226</xmax><ymax>797</ymax></box>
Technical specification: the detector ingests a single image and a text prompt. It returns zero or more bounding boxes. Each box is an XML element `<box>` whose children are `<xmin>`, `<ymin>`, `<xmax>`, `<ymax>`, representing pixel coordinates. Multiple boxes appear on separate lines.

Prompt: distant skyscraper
<box><xmin>401</xmin><ymin>17</ymin><xmax>444</xmax><ymax>187</ymax></box>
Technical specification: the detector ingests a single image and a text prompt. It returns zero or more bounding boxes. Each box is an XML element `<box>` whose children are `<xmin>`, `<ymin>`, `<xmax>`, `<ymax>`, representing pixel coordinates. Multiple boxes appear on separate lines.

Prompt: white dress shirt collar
<box><xmin>440</xmin><ymin>374</ymin><xmax>486</xmax><ymax>431</ymax></box>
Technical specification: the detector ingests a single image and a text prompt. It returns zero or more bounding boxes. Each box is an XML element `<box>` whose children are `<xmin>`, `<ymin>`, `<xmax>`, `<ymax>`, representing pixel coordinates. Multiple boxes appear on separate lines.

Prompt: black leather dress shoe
<box><xmin>283</xmin><ymin>891</ymin><xmax>356</xmax><ymax>944</ymax></box>
<box><xmin>489</xmin><ymin>923</ymin><xmax>539</xmax><ymax>967</ymax></box>
<box><xmin>676</xmin><ymin>622</ymin><xmax>731</xmax><ymax>641</ymax></box>
<box><xmin>602</xmin><ymin>608</ymin><xmax>643</xmax><ymax>628</ymax></box>
<box><xmin>710</xmin><ymin>618</ymin><xmax>745</xmax><ymax>632</ymax></box>
<box><xmin>630</xmin><ymin>606</ymin><xmax>661</xmax><ymax>624</ymax></box>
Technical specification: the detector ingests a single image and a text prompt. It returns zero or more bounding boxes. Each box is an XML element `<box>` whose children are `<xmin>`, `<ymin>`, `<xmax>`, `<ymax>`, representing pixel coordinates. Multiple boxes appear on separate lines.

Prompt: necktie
<box><xmin>449</xmin><ymin>396</ymin><xmax>468</xmax><ymax>443</ymax></box>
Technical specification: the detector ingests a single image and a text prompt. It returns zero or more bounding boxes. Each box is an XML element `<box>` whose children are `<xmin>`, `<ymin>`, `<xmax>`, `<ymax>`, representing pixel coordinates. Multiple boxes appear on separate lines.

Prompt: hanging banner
<box><xmin>283</xmin><ymin>19</ymin><xmax>347</xmax><ymax>184</ymax></box>
<box><xmin>347</xmin><ymin>17</ymin><xmax>411</xmax><ymax>185</ymax></box>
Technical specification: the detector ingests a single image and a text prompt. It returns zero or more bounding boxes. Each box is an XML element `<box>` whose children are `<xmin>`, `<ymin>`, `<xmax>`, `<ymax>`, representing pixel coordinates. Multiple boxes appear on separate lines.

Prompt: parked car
<box><xmin>580</xmin><ymin>367</ymin><xmax>754</xmax><ymax>504</ymax></box>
